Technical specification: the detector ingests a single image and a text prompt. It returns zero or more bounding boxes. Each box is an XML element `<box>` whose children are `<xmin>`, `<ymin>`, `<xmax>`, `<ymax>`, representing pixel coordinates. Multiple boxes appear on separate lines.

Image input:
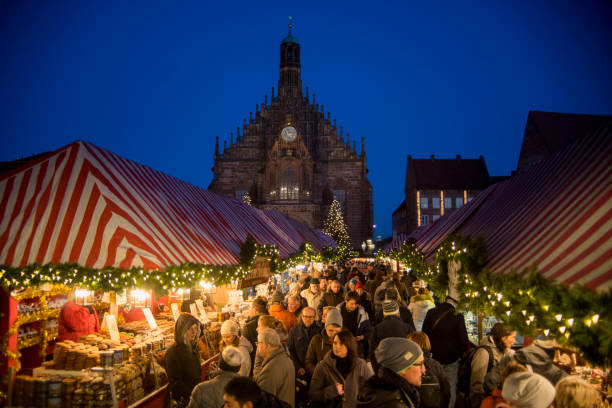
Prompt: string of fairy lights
<box><xmin>379</xmin><ymin>235</ymin><xmax>611</xmax><ymax>367</ymax></box>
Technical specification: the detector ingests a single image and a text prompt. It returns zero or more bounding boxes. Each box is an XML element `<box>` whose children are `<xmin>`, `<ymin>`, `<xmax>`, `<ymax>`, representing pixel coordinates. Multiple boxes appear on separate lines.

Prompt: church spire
<box><xmin>279</xmin><ymin>17</ymin><xmax>302</xmax><ymax>100</ymax></box>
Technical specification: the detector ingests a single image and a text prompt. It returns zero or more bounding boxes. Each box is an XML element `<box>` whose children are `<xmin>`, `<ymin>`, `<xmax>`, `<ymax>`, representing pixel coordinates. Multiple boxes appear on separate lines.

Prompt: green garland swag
<box><xmin>380</xmin><ymin>234</ymin><xmax>611</xmax><ymax>368</ymax></box>
<box><xmin>0</xmin><ymin>237</ymin><xmax>346</xmax><ymax>294</ymax></box>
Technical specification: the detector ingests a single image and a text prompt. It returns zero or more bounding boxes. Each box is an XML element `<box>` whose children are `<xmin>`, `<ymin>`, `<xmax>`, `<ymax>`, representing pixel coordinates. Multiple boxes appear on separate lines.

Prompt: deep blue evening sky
<box><xmin>1</xmin><ymin>1</ymin><xmax>611</xmax><ymax>239</ymax></box>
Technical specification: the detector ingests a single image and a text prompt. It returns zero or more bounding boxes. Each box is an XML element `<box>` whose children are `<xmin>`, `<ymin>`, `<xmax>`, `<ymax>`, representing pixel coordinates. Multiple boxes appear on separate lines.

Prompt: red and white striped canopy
<box><xmin>263</xmin><ymin>210</ymin><xmax>335</xmax><ymax>252</ymax></box>
<box><xmin>0</xmin><ymin>141</ymin><xmax>333</xmax><ymax>270</ymax></box>
<box><xmin>410</xmin><ymin>128</ymin><xmax>612</xmax><ymax>292</ymax></box>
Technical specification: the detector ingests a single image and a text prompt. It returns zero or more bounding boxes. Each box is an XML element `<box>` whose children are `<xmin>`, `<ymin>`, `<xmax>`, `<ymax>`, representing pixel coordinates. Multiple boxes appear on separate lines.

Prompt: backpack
<box><xmin>456</xmin><ymin>345</ymin><xmax>494</xmax><ymax>406</ymax></box>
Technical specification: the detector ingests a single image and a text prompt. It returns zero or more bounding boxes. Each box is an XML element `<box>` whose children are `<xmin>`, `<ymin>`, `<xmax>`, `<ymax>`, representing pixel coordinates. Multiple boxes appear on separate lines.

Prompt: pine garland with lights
<box><xmin>381</xmin><ymin>234</ymin><xmax>612</xmax><ymax>367</ymax></box>
<box><xmin>323</xmin><ymin>199</ymin><xmax>351</xmax><ymax>250</ymax></box>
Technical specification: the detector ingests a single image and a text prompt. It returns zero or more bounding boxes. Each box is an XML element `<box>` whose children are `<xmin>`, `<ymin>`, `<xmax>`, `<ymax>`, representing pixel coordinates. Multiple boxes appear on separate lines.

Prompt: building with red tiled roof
<box><xmin>393</xmin><ymin>154</ymin><xmax>490</xmax><ymax>237</ymax></box>
<box><xmin>516</xmin><ymin>111</ymin><xmax>611</xmax><ymax>173</ymax></box>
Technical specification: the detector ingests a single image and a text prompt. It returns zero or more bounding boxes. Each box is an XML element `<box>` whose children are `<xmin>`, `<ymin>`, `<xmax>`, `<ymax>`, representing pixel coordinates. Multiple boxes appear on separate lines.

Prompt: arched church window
<box><xmin>280</xmin><ymin>168</ymin><xmax>299</xmax><ymax>200</ymax></box>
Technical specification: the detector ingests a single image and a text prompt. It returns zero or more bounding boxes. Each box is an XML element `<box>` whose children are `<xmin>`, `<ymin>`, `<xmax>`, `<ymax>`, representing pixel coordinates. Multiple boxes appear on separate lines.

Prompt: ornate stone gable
<box><xmin>209</xmin><ymin>31</ymin><xmax>373</xmax><ymax>248</ymax></box>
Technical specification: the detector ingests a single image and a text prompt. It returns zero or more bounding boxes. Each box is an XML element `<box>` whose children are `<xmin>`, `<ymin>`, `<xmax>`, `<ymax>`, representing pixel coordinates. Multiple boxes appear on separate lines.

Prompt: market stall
<box><xmin>0</xmin><ymin>141</ymin><xmax>335</xmax><ymax>406</ymax></box>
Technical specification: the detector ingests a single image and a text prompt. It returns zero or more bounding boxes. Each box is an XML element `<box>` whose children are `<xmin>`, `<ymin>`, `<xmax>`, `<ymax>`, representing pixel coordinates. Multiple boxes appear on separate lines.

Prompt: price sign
<box><xmin>106</xmin><ymin>314</ymin><xmax>120</xmax><ymax>343</ymax></box>
<box><xmin>195</xmin><ymin>300</ymin><xmax>205</xmax><ymax>314</ymax></box>
<box><xmin>171</xmin><ymin>303</ymin><xmax>180</xmax><ymax>321</ymax></box>
<box><xmin>143</xmin><ymin>308</ymin><xmax>158</xmax><ymax>330</ymax></box>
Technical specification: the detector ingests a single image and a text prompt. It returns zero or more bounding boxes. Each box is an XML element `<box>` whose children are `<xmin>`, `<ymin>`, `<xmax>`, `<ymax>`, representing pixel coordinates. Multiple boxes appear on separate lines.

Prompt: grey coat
<box><xmin>470</xmin><ymin>336</ymin><xmax>513</xmax><ymax>408</ymax></box>
<box><xmin>309</xmin><ymin>351</ymin><xmax>373</xmax><ymax>408</ymax></box>
<box><xmin>186</xmin><ymin>370</ymin><xmax>239</xmax><ymax>408</ymax></box>
<box><xmin>254</xmin><ymin>347</ymin><xmax>296</xmax><ymax>408</ymax></box>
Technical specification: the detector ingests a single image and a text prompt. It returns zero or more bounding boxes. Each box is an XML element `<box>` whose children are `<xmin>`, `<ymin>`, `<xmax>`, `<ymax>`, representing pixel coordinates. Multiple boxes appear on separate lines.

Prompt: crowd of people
<box><xmin>164</xmin><ymin>262</ymin><xmax>605</xmax><ymax>408</ymax></box>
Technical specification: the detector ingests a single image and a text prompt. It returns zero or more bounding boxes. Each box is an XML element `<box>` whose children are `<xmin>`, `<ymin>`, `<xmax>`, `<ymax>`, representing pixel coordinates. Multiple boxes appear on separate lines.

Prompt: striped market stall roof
<box><xmin>384</xmin><ymin>233</ymin><xmax>410</xmax><ymax>251</ymax></box>
<box><xmin>411</xmin><ymin>127</ymin><xmax>612</xmax><ymax>292</ymax></box>
<box><xmin>0</xmin><ymin>141</ymin><xmax>329</xmax><ymax>270</ymax></box>
<box><xmin>263</xmin><ymin>210</ymin><xmax>335</xmax><ymax>252</ymax></box>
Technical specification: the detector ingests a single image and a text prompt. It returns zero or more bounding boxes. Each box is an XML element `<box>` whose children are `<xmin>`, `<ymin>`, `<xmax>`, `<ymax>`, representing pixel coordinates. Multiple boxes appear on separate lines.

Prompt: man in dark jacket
<box><xmin>338</xmin><ymin>291</ymin><xmax>372</xmax><ymax>357</ymax></box>
<box><xmin>223</xmin><ymin>376</ymin><xmax>291</xmax><ymax>408</ymax></box>
<box><xmin>316</xmin><ymin>279</ymin><xmax>345</xmax><ymax>318</ymax></box>
<box><xmin>244</xmin><ymin>297</ymin><xmax>268</xmax><ymax>370</ymax></box>
<box><xmin>358</xmin><ymin>337</ymin><xmax>426</xmax><ymax>408</ymax></box>
<box><xmin>304</xmin><ymin>308</ymin><xmax>343</xmax><ymax>375</ymax></box>
<box><xmin>287</xmin><ymin>307</ymin><xmax>320</xmax><ymax>407</ymax></box>
<box><xmin>373</xmin><ymin>289</ymin><xmax>416</xmax><ymax>329</ymax></box>
<box><xmin>369</xmin><ymin>300</ymin><xmax>414</xmax><ymax>371</ymax></box>
<box><xmin>422</xmin><ymin>296</ymin><xmax>468</xmax><ymax>408</ymax></box>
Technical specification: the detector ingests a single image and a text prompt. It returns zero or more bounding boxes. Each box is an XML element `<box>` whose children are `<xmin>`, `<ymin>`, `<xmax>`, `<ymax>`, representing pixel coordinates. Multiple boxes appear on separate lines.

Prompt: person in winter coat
<box><xmin>287</xmin><ymin>295</ymin><xmax>306</xmax><ymax>318</ymax></box>
<box><xmin>501</xmin><ymin>372</ymin><xmax>555</xmax><ymax>408</ymax></box>
<box><xmin>244</xmin><ymin>297</ymin><xmax>269</xmax><ymax>370</ymax></box>
<box><xmin>373</xmin><ymin>289</ymin><xmax>415</xmax><ymax>329</ymax></box>
<box><xmin>392</xmin><ymin>273</ymin><xmax>411</xmax><ymax>304</ymax></box>
<box><xmin>253</xmin><ymin>328</ymin><xmax>296</xmax><ymax>408</ymax></box>
<box><xmin>337</xmin><ymin>291</ymin><xmax>371</xmax><ymax>358</ymax></box>
<box><xmin>223</xmin><ymin>376</ymin><xmax>292</xmax><ymax>408</ymax></box>
<box><xmin>309</xmin><ymin>329</ymin><xmax>374</xmax><ymax>408</ymax></box>
<box><xmin>165</xmin><ymin>313</ymin><xmax>202</xmax><ymax>408</ymax></box>
<box><xmin>58</xmin><ymin>301</ymin><xmax>100</xmax><ymax>342</ymax></box>
<box><xmin>288</xmin><ymin>307</ymin><xmax>321</xmax><ymax>406</ymax></box>
<box><xmin>355</xmin><ymin>282</ymin><xmax>374</xmax><ymax>321</ymax></box>
<box><xmin>407</xmin><ymin>281</ymin><xmax>435</xmax><ymax>331</ymax></box>
<box><xmin>269</xmin><ymin>290</ymin><xmax>298</xmax><ymax>333</ymax></box>
<box><xmin>406</xmin><ymin>332</ymin><xmax>451</xmax><ymax>408</ymax></box>
<box><xmin>305</xmin><ymin>308</ymin><xmax>343</xmax><ymax>375</ymax></box>
<box><xmin>480</xmin><ymin>361</ymin><xmax>528</xmax><ymax>408</ymax></box>
<box><xmin>357</xmin><ymin>338</ymin><xmax>426</xmax><ymax>408</ymax></box>
<box><xmin>219</xmin><ymin>319</ymin><xmax>253</xmax><ymax>377</ymax></box>
<box><xmin>369</xmin><ymin>301</ymin><xmax>414</xmax><ymax>372</ymax></box>
<box><xmin>187</xmin><ymin>346</ymin><xmax>242</xmax><ymax>408</ymax></box>
<box><xmin>422</xmin><ymin>296</ymin><xmax>469</xmax><ymax>408</ymax></box>
<box><xmin>470</xmin><ymin>323</ymin><xmax>516</xmax><ymax>408</ymax></box>
<box><xmin>485</xmin><ymin>339</ymin><xmax>567</xmax><ymax>393</ymax></box>
<box><xmin>301</xmin><ymin>278</ymin><xmax>323</xmax><ymax>319</ymax></box>
<box><xmin>288</xmin><ymin>307</ymin><xmax>321</xmax><ymax>378</ymax></box>
<box><xmin>317</xmin><ymin>280</ymin><xmax>346</xmax><ymax>318</ymax></box>
<box><xmin>554</xmin><ymin>376</ymin><xmax>603</xmax><ymax>408</ymax></box>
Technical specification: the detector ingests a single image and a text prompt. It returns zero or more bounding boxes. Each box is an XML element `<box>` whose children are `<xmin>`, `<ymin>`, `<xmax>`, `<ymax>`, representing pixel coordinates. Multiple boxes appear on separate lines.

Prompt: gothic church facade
<box><xmin>209</xmin><ymin>31</ymin><xmax>373</xmax><ymax>248</ymax></box>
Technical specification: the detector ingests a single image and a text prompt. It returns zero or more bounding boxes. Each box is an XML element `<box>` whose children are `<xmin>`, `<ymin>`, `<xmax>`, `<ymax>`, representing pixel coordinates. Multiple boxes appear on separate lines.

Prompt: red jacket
<box><xmin>58</xmin><ymin>301</ymin><xmax>100</xmax><ymax>342</ymax></box>
<box><xmin>480</xmin><ymin>388</ymin><xmax>506</xmax><ymax>408</ymax></box>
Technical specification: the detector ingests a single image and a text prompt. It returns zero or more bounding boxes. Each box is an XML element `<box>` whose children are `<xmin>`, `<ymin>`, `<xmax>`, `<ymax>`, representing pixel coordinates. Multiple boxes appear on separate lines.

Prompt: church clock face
<box><xmin>281</xmin><ymin>126</ymin><xmax>297</xmax><ymax>142</ymax></box>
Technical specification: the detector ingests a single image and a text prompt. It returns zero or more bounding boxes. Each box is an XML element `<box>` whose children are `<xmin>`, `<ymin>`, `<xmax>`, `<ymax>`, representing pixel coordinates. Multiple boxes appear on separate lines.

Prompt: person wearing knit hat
<box><xmin>188</xmin><ymin>346</ymin><xmax>242</xmax><ymax>408</ymax></box>
<box><xmin>271</xmin><ymin>289</ymin><xmax>285</xmax><ymax>304</ymax></box>
<box><xmin>304</xmin><ymin>308</ymin><xmax>343</xmax><ymax>375</ymax></box>
<box><xmin>502</xmin><ymin>371</ymin><xmax>555</xmax><ymax>408</ymax></box>
<box><xmin>219</xmin><ymin>319</ymin><xmax>253</xmax><ymax>377</ymax></box>
<box><xmin>382</xmin><ymin>300</ymin><xmax>400</xmax><ymax>316</ymax></box>
<box><xmin>325</xmin><ymin>307</ymin><xmax>343</xmax><ymax>328</ymax></box>
<box><xmin>165</xmin><ymin>313</ymin><xmax>202</xmax><ymax>407</ymax></box>
<box><xmin>358</xmin><ymin>337</ymin><xmax>425</xmax><ymax>408</ymax></box>
<box><xmin>369</xmin><ymin>301</ymin><xmax>414</xmax><ymax>373</ymax></box>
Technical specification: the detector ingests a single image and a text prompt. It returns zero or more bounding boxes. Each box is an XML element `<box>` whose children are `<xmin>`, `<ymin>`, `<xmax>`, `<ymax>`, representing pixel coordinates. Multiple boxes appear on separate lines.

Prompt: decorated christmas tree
<box><xmin>323</xmin><ymin>199</ymin><xmax>351</xmax><ymax>249</ymax></box>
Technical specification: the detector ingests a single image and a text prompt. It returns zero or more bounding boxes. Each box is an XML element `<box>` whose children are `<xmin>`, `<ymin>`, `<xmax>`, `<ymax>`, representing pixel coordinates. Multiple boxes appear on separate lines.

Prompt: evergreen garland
<box><xmin>380</xmin><ymin>234</ymin><xmax>612</xmax><ymax>367</ymax></box>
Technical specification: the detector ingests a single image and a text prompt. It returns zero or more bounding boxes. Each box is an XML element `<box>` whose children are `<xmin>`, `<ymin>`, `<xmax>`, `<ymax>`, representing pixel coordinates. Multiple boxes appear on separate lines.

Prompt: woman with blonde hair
<box><xmin>554</xmin><ymin>376</ymin><xmax>602</xmax><ymax>408</ymax></box>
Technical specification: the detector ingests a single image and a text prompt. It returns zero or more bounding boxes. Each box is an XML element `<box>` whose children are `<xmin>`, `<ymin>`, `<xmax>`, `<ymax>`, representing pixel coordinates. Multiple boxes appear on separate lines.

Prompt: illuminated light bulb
<box><xmin>544</xmin><ymin>329</ymin><xmax>550</xmax><ymax>336</ymax></box>
<box><xmin>475</xmin><ymin>291</ymin><xmax>479</xmax><ymax>296</ymax></box>
<box><xmin>497</xmin><ymin>293</ymin><xmax>503</xmax><ymax>301</ymax></box>
<box><xmin>525</xmin><ymin>320</ymin><xmax>531</xmax><ymax>325</ymax></box>
<box><xmin>529</xmin><ymin>315</ymin><xmax>535</xmax><ymax>322</ymax></box>
<box><xmin>491</xmin><ymin>301</ymin><xmax>496</xmax><ymax>306</ymax></box>
<box><xmin>543</xmin><ymin>305</ymin><xmax>549</xmax><ymax>311</ymax></box>
<box><xmin>592</xmin><ymin>314</ymin><xmax>599</xmax><ymax>323</ymax></box>
<box><xmin>483</xmin><ymin>286</ymin><xmax>487</xmax><ymax>292</ymax></box>
<box><xmin>518</xmin><ymin>290</ymin><xmax>523</xmax><ymax>295</ymax></box>
<box><xmin>522</xmin><ymin>310</ymin><xmax>527</xmax><ymax>316</ymax></box>
<box><xmin>555</xmin><ymin>314</ymin><xmax>563</xmax><ymax>321</ymax></box>
<box><xmin>567</xmin><ymin>318</ymin><xmax>574</xmax><ymax>327</ymax></box>
<box><xmin>586</xmin><ymin>320</ymin><xmax>592</xmax><ymax>327</ymax></box>
<box><xmin>506</xmin><ymin>310</ymin><xmax>511</xmax><ymax>316</ymax></box>
<box><xmin>504</xmin><ymin>301</ymin><xmax>510</xmax><ymax>307</ymax></box>
<box><xmin>564</xmin><ymin>332</ymin><xmax>570</xmax><ymax>339</ymax></box>
<box><xmin>559</xmin><ymin>326</ymin><xmax>566</xmax><ymax>334</ymax></box>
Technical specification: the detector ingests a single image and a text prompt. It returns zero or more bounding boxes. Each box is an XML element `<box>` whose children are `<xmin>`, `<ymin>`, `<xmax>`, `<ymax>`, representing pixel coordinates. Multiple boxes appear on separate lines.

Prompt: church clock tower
<box><xmin>209</xmin><ymin>24</ymin><xmax>374</xmax><ymax>248</ymax></box>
